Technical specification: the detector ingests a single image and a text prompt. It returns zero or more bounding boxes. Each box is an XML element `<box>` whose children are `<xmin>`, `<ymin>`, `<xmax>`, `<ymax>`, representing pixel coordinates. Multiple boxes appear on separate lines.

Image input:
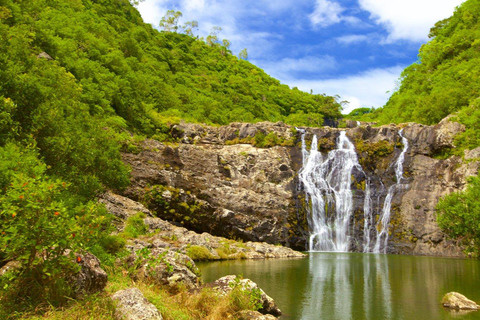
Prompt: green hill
<box><xmin>0</xmin><ymin>0</ymin><xmax>343</xmax><ymax>195</ymax></box>
<box><xmin>0</xmin><ymin>0</ymin><xmax>342</xmax><ymax>311</ymax></box>
<box><xmin>364</xmin><ymin>0</ymin><xmax>480</xmax><ymax>127</ymax></box>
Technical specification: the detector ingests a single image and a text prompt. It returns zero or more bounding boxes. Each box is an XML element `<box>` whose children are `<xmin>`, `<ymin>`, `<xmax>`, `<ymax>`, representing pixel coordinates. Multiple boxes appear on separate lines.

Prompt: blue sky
<box><xmin>137</xmin><ymin>0</ymin><xmax>464</xmax><ymax>114</ymax></box>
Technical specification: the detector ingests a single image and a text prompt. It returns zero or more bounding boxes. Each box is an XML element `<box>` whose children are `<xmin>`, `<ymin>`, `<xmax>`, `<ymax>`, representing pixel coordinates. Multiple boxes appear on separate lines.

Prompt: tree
<box><xmin>206</xmin><ymin>26</ymin><xmax>222</xmax><ymax>47</ymax></box>
<box><xmin>159</xmin><ymin>10</ymin><xmax>183</xmax><ymax>32</ymax></box>
<box><xmin>220</xmin><ymin>39</ymin><xmax>231</xmax><ymax>56</ymax></box>
<box><xmin>182</xmin><ymin>20</ymin><xmax>198</xmax><ymax>37</ymax></box>
<box><xmin>239</xmin><ymin>48</ymin><xmax>248</xmax><ymax>60</ymax></box>
<box><xmin>129</xmin><ymin>0</ymin><xmax>145</xmax><ymax>6</ymax></box>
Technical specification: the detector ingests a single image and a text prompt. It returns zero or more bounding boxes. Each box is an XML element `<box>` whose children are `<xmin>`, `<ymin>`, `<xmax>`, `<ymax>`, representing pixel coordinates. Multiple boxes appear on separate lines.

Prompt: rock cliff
<box><xmin>121</xmin><ymin>119</ymin><xmax>478</xmax><ymax>257</ymax></box>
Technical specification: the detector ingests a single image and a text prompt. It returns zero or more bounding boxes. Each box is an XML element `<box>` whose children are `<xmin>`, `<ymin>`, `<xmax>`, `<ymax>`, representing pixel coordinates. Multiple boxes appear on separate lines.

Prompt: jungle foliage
<box><xmin>363</xmin><ymin>0</ymin><xmax>480</xmax><ymax>126</ymax></box>
<box><xmin>0</xmin><ymin>0</ymin><xmax>343</xmax><ymax>312</ymax></box>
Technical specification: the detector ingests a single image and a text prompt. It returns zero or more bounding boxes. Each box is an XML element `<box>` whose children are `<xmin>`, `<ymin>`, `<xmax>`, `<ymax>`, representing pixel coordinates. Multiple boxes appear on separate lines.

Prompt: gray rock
<box><xmin>72</xmin><ymin>252</ymin><xmax>108</xmax><ymax>298</ymax></box>
<box><xmin>442</xmin><ymin>292</ymin><xmax>480</xmax><ymax>310</ymax></box>
<box><xmin>0</xmin><ymin>261</ymin><xmax>21</xmax><ymax>276</ymax></box>
<box><xmin>236</xmin><ymin>310</ymin><xmax>278</xmax><ymax>319</ymax></box>
<box><xmin>37</xmin><ymin>52</ymin><xmax>53</xmax><ymax>60</ymax></box>
<box><xmin>213</xmin><ymin>275</ymin><xmax>281</xmax><ymax>316</ymax></box>
<box><xmin>119</xmin><ymin>118</ymin><xmax>478</xmax><ymax>257</ymax></box>
<box><xmin>112</xmin><ymin>288</ymin><xmax>162</xmax><ymax>320</ymax></box>
<box><xmin>99</xmin><ymin>191</ymin><xmax>152</xmax><ymax>221</ymax></box>
<box><xmin>127</xmin><ymin>248</ymin><xmax>200</xmax><ymax>290</ymax></box>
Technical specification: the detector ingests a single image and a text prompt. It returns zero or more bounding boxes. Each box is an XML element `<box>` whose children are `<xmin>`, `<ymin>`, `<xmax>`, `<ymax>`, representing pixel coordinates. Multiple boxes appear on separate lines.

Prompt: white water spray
<box><xmin>299</xmin><ymin>131</ymin><xmax>362</xmax><ymax>252</ymax></box>
<box><xmin>373</xmin><ymin>129</ymin><xmax>409</xmax><ymax>253</ymax></box>
<box><xmin>362</xmin><ymin>179</ymin><xmax>373</xmax><ymax>253</ymax></box>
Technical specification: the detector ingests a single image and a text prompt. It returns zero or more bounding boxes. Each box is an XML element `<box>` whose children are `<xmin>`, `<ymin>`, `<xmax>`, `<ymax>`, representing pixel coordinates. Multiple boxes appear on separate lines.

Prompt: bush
<box><xmin>436</xmin><ymin>175</ymin><xmax>480</xmax><ymax>257</ymax></box>
<box><xmin>186</xmin><ymin>245</ymin><xmax>215</xmax><ymax>261</ymax></box>
<box><xmin>123</xmin><ymin>212</ymin><xmax>148</xmax><ymax>238</ymax></box>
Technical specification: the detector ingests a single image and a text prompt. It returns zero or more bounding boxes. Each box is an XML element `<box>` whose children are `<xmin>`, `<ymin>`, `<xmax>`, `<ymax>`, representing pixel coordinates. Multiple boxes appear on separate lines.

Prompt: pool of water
<box><xmin>198</xmin><ymin>253</ymin><xmax>480</xmax><ymax>320</ymax></box>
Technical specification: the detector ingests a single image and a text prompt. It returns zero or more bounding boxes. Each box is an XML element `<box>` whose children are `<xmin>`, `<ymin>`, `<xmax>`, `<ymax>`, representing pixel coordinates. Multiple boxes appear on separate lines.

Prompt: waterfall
<box><xmin>362</xmin><ymin>179</ymin><xmax>373</xmax><ymax>252</ymax></box>
<box><xmin>373</xmin><ymin>129</ymin><xmax>409</xmax><ymax>253</ymax></box>
<box><xmin>299</xmin><ymin>131</ymin><xmax>362</xmax><ymax>252</ymax></box>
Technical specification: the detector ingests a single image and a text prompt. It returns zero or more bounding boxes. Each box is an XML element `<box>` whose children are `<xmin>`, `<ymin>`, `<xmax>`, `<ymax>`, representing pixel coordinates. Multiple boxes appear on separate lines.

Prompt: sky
<box><xmin>137</xmin><ymin>0</ymin><xmax>464</xmax><ymax>114</ymax></box>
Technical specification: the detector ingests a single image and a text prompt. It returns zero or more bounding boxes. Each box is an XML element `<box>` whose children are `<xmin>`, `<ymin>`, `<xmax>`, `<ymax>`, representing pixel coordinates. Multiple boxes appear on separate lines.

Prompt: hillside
<box><xmin>0</xmin><ymin>0</ymin><xmax>342</xmax><ymax>315</ymax></box>
<box><xmin>363</xmin><ymin>0</ymin><xmax>480</xmax><ymax>127</ymax></box>
<box><xmin>0</xmin><ymin>0</ymin><xmax>343</xmax><ymax>195</ymax></box>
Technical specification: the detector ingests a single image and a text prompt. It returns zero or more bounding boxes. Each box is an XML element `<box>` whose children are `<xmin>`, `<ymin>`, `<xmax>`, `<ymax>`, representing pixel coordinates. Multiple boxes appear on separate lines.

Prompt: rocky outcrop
<box><xmin>112</xmin><ymin>288</ymin><xmax>163</xmax><ymax>320</ymax></box>
<box><xmin>442</xmin><ymin>292</ymin><xmax>480</xmax><ymax>310</ymax></box>
<box><xmin>121</xmin><ymin>118</ymin><xmax>478</xmax><ymax>257</ymax></box>
<box><xmin>121</xmin><ymin>122</ymin><xmax>304</xmax><ymax>248</ymax></box>
<box><xmin>72</xmin><ymin>252</ymin><xmax>108</xmax><ymax>298</ymax></box>
<box><xmin>100</xmin><ymin>192</ymin><xmax>305</xmax><ymax>260</ymax></box>
<box><xmin>212</xmin><ymin>275</ymin><xmax>282</xmax><ymax>317</ymax></box>
<box><xmin>125</xmin><ymin>247</ymin><xmax>201</xmax><ymax>290</ymax></box>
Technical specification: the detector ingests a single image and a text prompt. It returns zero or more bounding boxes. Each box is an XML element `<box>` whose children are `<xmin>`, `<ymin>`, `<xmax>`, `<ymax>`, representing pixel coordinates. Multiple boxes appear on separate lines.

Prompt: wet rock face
<box><xmin>344</xmin><ymin>118</ymin><xmax>476</xmax><ymax>256</ymax></box>
<box><xmin>122</xmin><ymin>119</ymin><xmax>478</xmax><ymax>257</ymax></box>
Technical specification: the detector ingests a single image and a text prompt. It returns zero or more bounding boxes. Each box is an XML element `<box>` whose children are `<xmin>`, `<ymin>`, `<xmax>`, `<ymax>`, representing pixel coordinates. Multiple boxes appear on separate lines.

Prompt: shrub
<box><xmin>436</xmin><ymin>175</ymin><xmax>480</xmax><ymax>257</ymax></box>
<box><xmin>123</xmin><ymin>212</ymin><xmax>148</xmax><ymax>238</ymax></box>
<box><xmin>186</xmin><ymin>245</ymin><xmax>215</xmax><ymax>261</ymax></box>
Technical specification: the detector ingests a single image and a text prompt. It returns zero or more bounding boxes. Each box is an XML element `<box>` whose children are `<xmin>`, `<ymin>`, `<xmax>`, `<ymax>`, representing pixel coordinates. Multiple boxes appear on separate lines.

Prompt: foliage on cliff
<box><xmin>363</xmin><ymin>0</ymin><xmax>480</xmax><ymax>125</ymax></box>
<box><xmin>437</xmin><ymin>175</ymin><xmax>480</xmax><ymax>258</ymax></box>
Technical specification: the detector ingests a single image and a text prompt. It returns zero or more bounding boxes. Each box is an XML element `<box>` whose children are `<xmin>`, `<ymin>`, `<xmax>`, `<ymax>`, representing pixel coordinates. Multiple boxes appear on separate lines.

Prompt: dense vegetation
<box><xmin>0</xmin><ymin>0</ymin><xmax>342</xmax><ymax>315</ymax></box>
<box><xmin>362</xmin><ymin>0</ymin><xmax>480</xmax><ymax>126</ymax></box>
<box><xmin>436</xmin><ymin>175</ymin><xmax>480</xmax><ymax>258</ymax></box>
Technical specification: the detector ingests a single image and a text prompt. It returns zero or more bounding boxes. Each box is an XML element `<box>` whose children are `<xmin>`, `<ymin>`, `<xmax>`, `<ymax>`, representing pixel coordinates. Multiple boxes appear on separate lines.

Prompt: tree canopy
<box><xmin>364</xmin><ymin>0</ymin><xmax>480</xmax><ymax>125</ymax></box>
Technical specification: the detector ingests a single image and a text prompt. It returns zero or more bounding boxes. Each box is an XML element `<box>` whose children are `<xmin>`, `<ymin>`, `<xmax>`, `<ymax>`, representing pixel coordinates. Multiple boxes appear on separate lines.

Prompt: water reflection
<box><xmin>199</xmin><ymin>253</ymin><xmax>480</xmax><ymax>320</ymax></box>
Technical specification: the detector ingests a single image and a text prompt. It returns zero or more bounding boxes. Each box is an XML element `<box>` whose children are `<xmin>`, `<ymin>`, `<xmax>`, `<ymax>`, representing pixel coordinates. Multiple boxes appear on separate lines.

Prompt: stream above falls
<box><xmin>199</xmin><ymin>253</ymin><xmax>480</xmax><ymax>320</ymax></box>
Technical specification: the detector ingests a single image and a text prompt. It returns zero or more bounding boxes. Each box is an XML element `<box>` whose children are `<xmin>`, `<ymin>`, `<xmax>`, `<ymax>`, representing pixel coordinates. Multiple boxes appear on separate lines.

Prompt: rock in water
<box><xmin>442</xmin><ymin>292</ymin><xmax>480</xmax><ymax>310</ymax></box>
<box><xmin>112</xmin><ymin>288</ymin><xmax>162</xmax><ymax>320</ymax></box>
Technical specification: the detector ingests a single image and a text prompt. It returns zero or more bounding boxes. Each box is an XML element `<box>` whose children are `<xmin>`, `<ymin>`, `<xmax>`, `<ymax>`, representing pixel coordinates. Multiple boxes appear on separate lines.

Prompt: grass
<box><xmin>1</xmin><ymin>260</ymin><xmax>262</xmax><ymax>320</ymax></box>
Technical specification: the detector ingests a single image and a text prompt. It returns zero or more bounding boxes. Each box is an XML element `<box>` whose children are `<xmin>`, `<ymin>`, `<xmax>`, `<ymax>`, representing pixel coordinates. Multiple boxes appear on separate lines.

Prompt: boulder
<box><xmin>0</xmin><ymin>261</ymin><xmax>21</xmax><ymax>276</ymax></box>
<box><xmin>127</xmin><ymin>248</ymin><xmax>200</xmax><ymax>290</ymax></box>
<box><xmin>442</xmin><ymin>292</ymin><xmax>480</xmax><ymax>310</ymax></box>
<box><xmin>112</xmin><ymin>288</ymin><xmax>162</xmax><ymax>320</ymax></box>
<box><xmin>72</xmin><ymin>252</ymin><xmax>108</xmax><ymax>298</ymax></box>
<box><xmin>99</xmin><ymin>191</ymin><xmax>152</xmax><ymax>221</ymax></box>
<box><xmin>213</xmin><ymin>275</ymin><xmax>281</xmax><ymax>316</ymax></box>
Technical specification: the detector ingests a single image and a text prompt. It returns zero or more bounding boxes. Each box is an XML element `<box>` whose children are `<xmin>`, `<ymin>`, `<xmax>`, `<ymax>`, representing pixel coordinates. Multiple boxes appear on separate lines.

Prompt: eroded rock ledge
<box><xmin>120</xmin><ymin>119</ymin><xmax>479</xmax><ymax>257</ymax></box>
<box><xmin>100</xmin><ymin>192</ymin><xmax>305</xmax><ymax>260</ymax></box>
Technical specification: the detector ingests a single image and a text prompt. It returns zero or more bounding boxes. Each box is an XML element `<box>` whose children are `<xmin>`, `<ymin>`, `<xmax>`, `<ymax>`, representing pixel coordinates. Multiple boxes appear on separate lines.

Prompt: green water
<box><xmin>198</xmin><ymin>253</ymin><xmax>480</xmax><ymax>320</ymax></box>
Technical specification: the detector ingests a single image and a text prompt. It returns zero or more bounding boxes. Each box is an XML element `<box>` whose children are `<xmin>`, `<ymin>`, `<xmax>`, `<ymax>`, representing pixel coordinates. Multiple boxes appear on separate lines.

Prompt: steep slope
<box><xmin>367</xmin><ymin>0</ymin><xmax>480</xmax><ymax>125</ymax></box>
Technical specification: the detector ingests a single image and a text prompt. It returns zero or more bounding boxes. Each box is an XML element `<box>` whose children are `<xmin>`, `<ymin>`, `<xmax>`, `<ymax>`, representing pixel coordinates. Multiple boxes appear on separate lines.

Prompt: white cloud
<box><xmin>136</xmin><ymin>0</ymin><xmax>283</xmax><ymax>57</ymax></box>
<box><xmin>336</xmin><ymin>34</ymin><xmax>369</xmax><ymax>45</ymax></box>
<box><xmin>359</xmin><ymin>0</ymin><xmax>465</xmax><ymax>42</ymax></box>
<box><xmin>309</xmin><ymin>0</ymin><xmax>345</xmax><ymax>27</ymax></box>
<box><xmin>136</xmin><ymin>0</ymin><xmax>169</xmax><ymax>28</ymax></box>
<box><xmin>282</xmin><ymin>66</ymin><xmax>405</xmax><ymax>114</ymax></box>
<box><xmin>253</xmin><ymin>56</ymin><xmax>337</xmax><ymax>80</ymax></box>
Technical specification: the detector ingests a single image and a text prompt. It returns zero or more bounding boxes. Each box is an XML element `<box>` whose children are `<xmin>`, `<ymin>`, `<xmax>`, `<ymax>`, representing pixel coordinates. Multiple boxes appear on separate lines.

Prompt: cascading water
<box><xmin>373</xmin><ymin>129</ymin><xmax>409</xmax><ymax>253</ymax></box>
<box><xmin>299</xmin><ymin>128</ymin><xmax>410</xmax><ymax>254</ymax></box>
<box><xmin>362</xmin><ymin>179</ymin><xmax>373</xmax><ymax>253</ymax></box>
<box><xmin>299</xmin><ymin>131</ymin><xmax>363</xmax><ymax>252</ymax></box>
